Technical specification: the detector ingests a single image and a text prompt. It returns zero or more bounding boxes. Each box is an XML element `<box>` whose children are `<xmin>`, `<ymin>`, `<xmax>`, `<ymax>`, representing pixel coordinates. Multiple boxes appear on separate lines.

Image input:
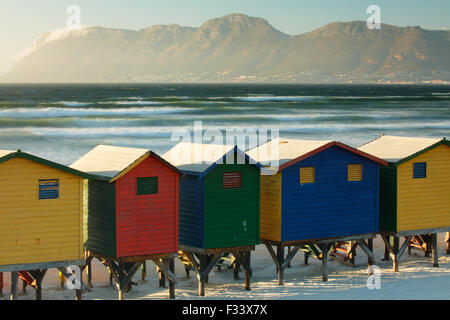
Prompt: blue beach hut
<box><xmin>248</xmin><ymin>138</ymin><xmax>388</xmax><ymax>284</ymax></box>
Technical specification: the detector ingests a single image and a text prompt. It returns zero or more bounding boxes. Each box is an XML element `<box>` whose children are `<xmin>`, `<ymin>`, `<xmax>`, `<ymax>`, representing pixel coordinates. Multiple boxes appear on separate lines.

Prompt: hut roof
<box><xmin>358</xmin><ymin>135</ymin><xmax>446</xmax><ymax>164</ymax></box>
<box><xmin>248</xmin><ymin>138</ymin><xmax>388</xmax><ymax>174</ymax></box>
<box><xmin>0</xmin><ymin>150</ymin><xmax>14</xmax><ymax>157</ymax></box>
<box><xmin>70</xmin><ymin>144</ymin><xmax>180</xmax><ymax>182</ymax></box>
<box><xmin>163</xmin><ymin>142</ymin><xmax>263</xmax><ymax>177</ymax></box>
<box><xmin>0</xmin><ymin>150</ymin><xmax>92</xmax><ymax>178</ymax></box>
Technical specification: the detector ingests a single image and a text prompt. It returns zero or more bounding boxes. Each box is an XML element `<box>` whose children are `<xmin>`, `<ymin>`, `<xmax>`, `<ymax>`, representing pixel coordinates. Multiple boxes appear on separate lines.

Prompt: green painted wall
<box><xmin>379</xmin><ymin>165</ymin><xmax>397</xmax><ymax>232</ymax></box>
<box><xmin>203</xmin><ymin>159</ymin><xmax>260</xmax><ymax>249</ymax></box>
<box><xmin>84</xmin><ymin>179</ymin><xmax>117</xmax><ymax>257</ymax></box>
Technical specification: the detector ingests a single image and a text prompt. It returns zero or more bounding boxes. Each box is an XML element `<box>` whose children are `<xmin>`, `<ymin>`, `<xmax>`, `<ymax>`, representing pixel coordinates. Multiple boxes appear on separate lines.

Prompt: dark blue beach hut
<box><xmin>248</xmin><ymin>138</ymin><xmax>388</xmax><ymax>284</ymax></box>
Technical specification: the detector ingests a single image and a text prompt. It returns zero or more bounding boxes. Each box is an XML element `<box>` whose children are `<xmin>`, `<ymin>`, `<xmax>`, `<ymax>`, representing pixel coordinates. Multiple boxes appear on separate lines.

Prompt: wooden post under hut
<box><xmin>179</xmin><ymin>245</ymin><xmax>253</xmax><ymax>296</ymax></box>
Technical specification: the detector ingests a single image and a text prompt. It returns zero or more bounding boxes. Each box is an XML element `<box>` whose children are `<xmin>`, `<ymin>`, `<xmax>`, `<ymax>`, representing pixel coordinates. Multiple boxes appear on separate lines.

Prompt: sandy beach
<box><xmin>1</xmin><ymin>234</ymin><xmax>449</xmax><ymax>300</ymax></box>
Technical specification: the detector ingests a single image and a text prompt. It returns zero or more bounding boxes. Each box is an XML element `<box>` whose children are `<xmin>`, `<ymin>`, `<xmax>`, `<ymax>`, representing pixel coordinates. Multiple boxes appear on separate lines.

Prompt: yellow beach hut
<box><xmin>358</xmin><ymin>135</ymin><xmax>450</xmax><ymax>271</ymax></box>
<box><xmin>0</xmin><ymin>149</ymin><xmax>92</xmax><ymax>299</ymax></box>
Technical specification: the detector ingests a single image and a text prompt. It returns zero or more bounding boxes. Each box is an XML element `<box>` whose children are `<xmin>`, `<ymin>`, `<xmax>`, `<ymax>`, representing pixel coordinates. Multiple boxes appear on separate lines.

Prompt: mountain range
<box><xmin>3</xmin><ymin>13</ymin><xmax>450</xmax><ymax>83</ymax></box>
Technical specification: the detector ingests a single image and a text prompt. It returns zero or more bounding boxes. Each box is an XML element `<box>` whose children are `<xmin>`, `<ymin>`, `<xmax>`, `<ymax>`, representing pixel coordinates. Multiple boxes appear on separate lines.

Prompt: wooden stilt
<box><xmin>304</xmin><ymin>251</ymin><xmax>309</xmax><ymax>265</ymax></box>
<box><xmin>276</xmin><ymin>245</ymin><xmax>284</xmax><ymax>285</ymax></box>
<box><xmin>392</xmin><ymin>237</ymin><xmax>399</xmax><ymax>272</ymax></box>
<box><xmin>233</xmin><ymin>255</ymin><xmax>240</xmax><ymax>280</ymax></box>
<box><xmin>432</xmin><ymin>233</ymin><xmax>439</xmax><ymax>268</ymax></box>
<box><xmin>185</xmin><ymin>266</ymin><xmax>190</xmax><ymax>279</ymax></box>
<box><xmin>104</xmin><ymin>260</ymin><xmax>142</xmax><ymax>300</ymax></box>
<box><xmin>244</xmin><ymin>251</ymin><xmax>251</xmax><ymax>291</ymax></box>
<box><xmin>287</xmin><ymin>247</ymin><xmax>292</xmax><ymax>268</ymax></box>
<box><xmin>86</xmin><ymin>259</ymin><xmax>93</xmax><ymax>288</ymax></box>
<box><xmin>108</xmin><ymin>267</ymin><xmax>113</xmax><ymax>286</ymax></box>
<box><xmin>22</xmin><ymin>279</ymin><xmax>27</xmax><ymax>294</ymax></box>
<box><xmin>0</xmin><ymin>272</ymin><xmax>3</xmax><ymax>297</ymax></box>
<box><xmin>320</xmin><ymin>244</ymin><xmax>329</xmax><ymax>282</ymax></box>
<box><xmin>445</xmin><ymin>232</ymin><xmax>449</xmax><ymax>255</ymax></box>
<box><xmin>29</xmin><ymin>269</ymin><xmax>47</xmax><ymax>300</ymax></box>
<box><xmin>383</xmin><ymin>236</ymin><xmax>390</xmax><ymax>261</ymax></box>
<box><xmin>59</xmin><ymin>271</ymin><xmax>65</xmax><ymax>289</ymax></box>
<box><xmin>10</xmin><ymin>271</ymin><xmax>18</xmax><ymax>300</ymax></box>
<box><xmin>157</xmin><ymin>262</ymin><xmax>166</xmax><ymax>288</ymax></box>
<box><xmin>367</xmin><ymin>238</ymin><xmax>374</xmax><ymax>266</ymax></box>
<box><xmin>141</xmin><ymin>261</ymin><xmax>147</xmax><ymax>281</ymax></box>
<box><xmin>168</xmin><ymin>257</ymin><xmax>175</xmax><ymax>299</ymax></box>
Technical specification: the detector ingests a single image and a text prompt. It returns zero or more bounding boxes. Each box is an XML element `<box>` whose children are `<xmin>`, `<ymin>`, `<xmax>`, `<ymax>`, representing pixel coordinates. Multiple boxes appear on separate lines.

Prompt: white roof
<box><xmin>0</xmin><ymin>150</ymin><xmax>14</xmax><ymax>157</ymax></box>
<box><xmin>163</xmin><ymin>142</ymin><xmax>236</xmax><ymax>173</ymax></box>
<box><xmin>358</xmin><ymin>135</ymin><xmax>442</xmax><ymax>162</ymax></box>
<box><xmin>70</xmin><ymin>145</ymin><xmax>149</xmax><ymax>180</ymax></box>
<box><xmin>247</xmin><ymin>138</ymin><xmax>332</xmax><ymax>172</ymax></box>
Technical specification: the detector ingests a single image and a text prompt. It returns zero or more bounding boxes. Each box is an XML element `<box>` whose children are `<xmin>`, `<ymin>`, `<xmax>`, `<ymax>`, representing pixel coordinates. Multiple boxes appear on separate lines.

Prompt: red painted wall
<box><xmin>115</xmin><ymin>155</ymin><xmax>178</xmax><ymax>257</ymax></box>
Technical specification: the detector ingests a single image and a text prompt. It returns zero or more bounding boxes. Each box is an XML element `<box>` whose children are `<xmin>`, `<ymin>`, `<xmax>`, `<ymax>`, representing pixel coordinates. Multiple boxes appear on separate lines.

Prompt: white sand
<box><xmin>1</xmin><ymin>234</ymin><xmax>449</xmax><ymax>300</ymax></box>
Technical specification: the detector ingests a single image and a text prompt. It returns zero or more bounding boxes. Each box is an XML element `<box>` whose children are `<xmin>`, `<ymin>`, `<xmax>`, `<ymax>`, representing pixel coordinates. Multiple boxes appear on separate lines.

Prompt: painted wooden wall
<box><xmin>115</xmin><ymin>155</ymin><xmax>178</xmax><ymax>257</ymax></box>
<box><xmin>203</xmin><ymin>161</ymin><xmax>260</xmax><ymax>249</ymax></box>
<box><xmin>260</xmin><ymin>173</ymin><xmax>282</xmax><ymax>241</ymax></box>
<box><xmin>84</xmin><ymin>179</ymin><xmax>116</xmax><ymax>258</ymax></box>
<box><xmin>281</xmin><ymin>146</ymin><xmax>379</xmax><ymax>241</ymax></box>
<box><xmin>397</xmin><ymin>144</ymin><xmax>450</xmax><ymax>231</ymax></box>
<box><xmin>378</xmin><ymin>165</ymin><xmax>397</xmax><ymax>232</ymax></box>
<box><xmin>0</xmin><ymin>157</ymin><xmax>83</xmax><ymax>265</ymax></box>
<box><xmin>178</xmin><ymin>175</ymin><xmax>204</xmax><ymax>248</ymax></box>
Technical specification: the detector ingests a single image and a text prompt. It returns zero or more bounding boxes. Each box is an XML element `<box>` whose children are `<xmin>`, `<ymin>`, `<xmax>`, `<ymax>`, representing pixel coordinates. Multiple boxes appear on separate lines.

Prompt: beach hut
<box><xmin>163</xmin><ymin>142</ymin><xmax>262</xmax><ymax>296</ymax></box>
<box><xmin>247</xmin><ymin>138</ymin><xmax>388</xmax><ymax>284</ymax></box>
<box><xmin>358</xmin><ymin>134</ymin><xmax>450</xmax><ymax>271</ymax></box>
<box><xmin>70</xmin><ymin>145</ymin><xmax>181</xmax><ymax>299</ymax></box>
<box><xmin>0</xmin><ymin>149</ymin><xmax>91</xmax><ymax>300</ymax></box>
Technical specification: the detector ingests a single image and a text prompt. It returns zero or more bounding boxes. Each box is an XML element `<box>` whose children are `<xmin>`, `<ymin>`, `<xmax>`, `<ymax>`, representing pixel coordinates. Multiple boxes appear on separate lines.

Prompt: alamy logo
<box><xmin>367</xmin><ymin>5</ymin><xmax>381</xmax><ymax>30</ymax></box>
<box><xmin>65</xmin><ymin>265</ymin><xmax>82</xmax><ymax>290</ymax></box>
<box><xmin>67</xmin><ymin>5</ymin><xmax>82</xmax><ymax>29</ymax></box>
<box><xmin>366</xmin><ymin>265</ymin><xmax>381</xmax><ymax>290</ymax></box>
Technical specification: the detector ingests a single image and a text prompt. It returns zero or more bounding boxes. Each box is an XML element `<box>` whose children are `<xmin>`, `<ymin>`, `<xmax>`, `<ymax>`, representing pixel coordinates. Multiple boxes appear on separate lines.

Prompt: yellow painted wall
<box><xmin>397</xmin><ymin>144</ymin><xmax>450</xmax><ymax>231</ymax></box>
<box><xmin>0</xmin><ymin>157</ymin><xmax>83</xmax><ymax>265</ymax></box>
<box><xmin>260</xmin><ymin>173</ymin><xmax>282</xmax><ymax>241</ymax></box>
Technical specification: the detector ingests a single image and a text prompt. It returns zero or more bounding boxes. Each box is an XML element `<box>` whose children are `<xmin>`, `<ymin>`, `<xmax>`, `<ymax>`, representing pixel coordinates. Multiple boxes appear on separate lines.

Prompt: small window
<box><xmin>413</xmin><ymin>162</ymin><xmax>427</xmax><ymax>179</ymax></box>
<box><xmin>39</xmin><ymin>179</ymin><xmax>59</xmax><ymax>200</ymax></box>
<box><xmin>137</xmin><ymin>177</ymin><xmax>158</xmax><ymax>195</ymax></box>
<box><xmin>300</xmin><ymin>167</ymin><xmax>315</xmax><ymax>184</ymax></box>
<box><xmin>223</xmin><ymin>172</ymin><xmax>242</xmax><ymax>189</ymax></box>
<box><xmin>348</xmin><ymin>164</ymin><xmax>363</xmax><ymax>181</ymax></box>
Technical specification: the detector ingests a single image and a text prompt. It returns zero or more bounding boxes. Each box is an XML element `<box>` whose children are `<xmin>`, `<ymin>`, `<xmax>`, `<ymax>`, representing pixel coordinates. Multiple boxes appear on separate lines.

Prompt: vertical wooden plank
<box><xmin>432</xmin><ymin>233</ymin><xmax>439</xmax><ymax>268</ymax></box>
<box><xmin>198</xmin><ymin>254</ymin><xmax>206</xmax><ymax>297</ymax></box>
<box><xmin>383</xmin><ymin>235</ymin><xmax>390</xmax><ymax>261</ymax></box>
<box><xmin>10</xmin><ymin>271</ymin><xmax>18</xmax><ymax>300</ymax></box>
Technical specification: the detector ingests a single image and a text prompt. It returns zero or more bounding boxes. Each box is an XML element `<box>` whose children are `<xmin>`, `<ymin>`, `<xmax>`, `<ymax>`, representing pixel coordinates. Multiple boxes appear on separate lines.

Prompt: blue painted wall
<box><xmin>178</xmin><ymin>174</ymin><xmax>204</xmax><ymax>248</ymax></box>
<box><xmin>281</xmin><ymin>146</ymin><xmax>379</xmax><ymax>241</ymax></box>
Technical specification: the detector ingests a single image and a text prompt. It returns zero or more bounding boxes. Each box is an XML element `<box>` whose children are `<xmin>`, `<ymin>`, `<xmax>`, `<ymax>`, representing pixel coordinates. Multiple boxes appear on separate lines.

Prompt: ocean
<box><xmin>0</xmin><ymin>83</ymin><xmax>449</xmax><ymax>165</ymax></box>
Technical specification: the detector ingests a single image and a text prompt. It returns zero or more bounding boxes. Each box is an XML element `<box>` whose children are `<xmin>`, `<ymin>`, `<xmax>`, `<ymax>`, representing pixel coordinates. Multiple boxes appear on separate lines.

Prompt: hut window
<box><xmin>137</xmin><ymin>177</ymin><xmax>158</xmax><ymax>195</ymax></box>
<box><xmin>39</xmin><ymin>179</ymin><xmax>59</xmax><ymax>200</ymax></box>
<box><xmin>299</xmin><ymin>167</ymin><xmax>315</xmax><ymax>184</ymax></box>
<box><xmin>223</xmin><ymin>171</ymin><xmax>242</xmax><ymax>189</ymax></box>
<box><xmin>413</xmin><ymin>162</ymin><xmax>427</xmax><ymax>179</ymax></box>
<box><xmin>347</xmin><ymin>164</ymin><xmax>363</xmax><ymax>181</ymax></box>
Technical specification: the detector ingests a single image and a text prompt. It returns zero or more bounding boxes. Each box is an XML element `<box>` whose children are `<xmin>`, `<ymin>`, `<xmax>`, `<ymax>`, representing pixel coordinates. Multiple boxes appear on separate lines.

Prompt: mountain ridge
<box><xmin>3</xmin><ymin>13</ymin><xmax>450</xmax><ymax>83</ymax></box>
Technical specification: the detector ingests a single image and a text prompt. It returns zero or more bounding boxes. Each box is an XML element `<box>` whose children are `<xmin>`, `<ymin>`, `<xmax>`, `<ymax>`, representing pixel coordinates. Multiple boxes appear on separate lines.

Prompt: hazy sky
<box><xmin>1</xmin><ymin>0</ymin><xmax>449</xmax><ymax>75</ymax></box>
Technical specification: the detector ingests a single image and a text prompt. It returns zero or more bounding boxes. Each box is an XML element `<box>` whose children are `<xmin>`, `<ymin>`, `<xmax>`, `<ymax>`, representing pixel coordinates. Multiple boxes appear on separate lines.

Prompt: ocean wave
<box><xmin>231</xmin><ymin>96</ymin><xmax>325</xmax><ymax>102</ymax></box>
<box><xmin>49</xmin><ymin>101</ymin><xmax>91</xmax><ymax>107</ymax></box>
<box><xmin>0</xmin><ymin>106</ymin><xmax>195</xmax><ymax>118</ymax></box>
<box><xmin>98</xmin><ymin>100</ymin><xmax>162</xmax><ymax>106</ymax></box>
